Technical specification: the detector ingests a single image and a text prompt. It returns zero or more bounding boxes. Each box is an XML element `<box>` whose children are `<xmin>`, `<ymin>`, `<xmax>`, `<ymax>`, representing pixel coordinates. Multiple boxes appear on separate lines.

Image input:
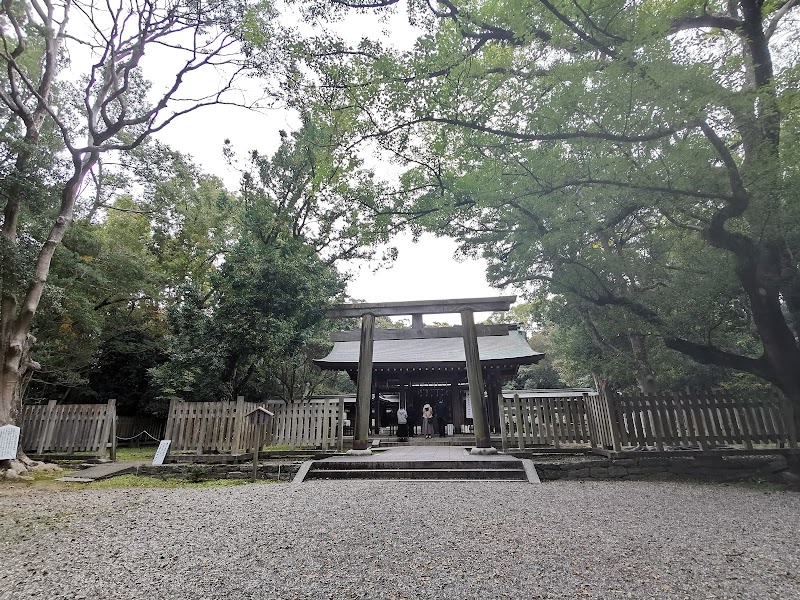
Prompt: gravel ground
<box><xmin>1</xmin><ymin>480</ymin><xmax>799</xmax><ymax>600</ymax></box>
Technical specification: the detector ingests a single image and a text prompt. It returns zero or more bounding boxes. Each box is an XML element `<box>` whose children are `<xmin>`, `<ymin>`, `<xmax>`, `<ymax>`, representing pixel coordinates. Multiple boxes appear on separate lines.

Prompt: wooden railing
<box><xmin>499</xmin><ymin>389</ymin><xmax>797</xmax><ymax>452</ymax></box>
<box><xmin>606</xmin><ymin>391</ymin><xmax>797</xmax><ymax>451</ymax></box>
<box><xmin>19</xmin><ymin>399</ymin><xmax>117</xmax><ymax>458</ymax></box>
<box><xmin>499</xmin><ymin>391</ymin><xmax>597</xmax><ymax>450</ymax></box>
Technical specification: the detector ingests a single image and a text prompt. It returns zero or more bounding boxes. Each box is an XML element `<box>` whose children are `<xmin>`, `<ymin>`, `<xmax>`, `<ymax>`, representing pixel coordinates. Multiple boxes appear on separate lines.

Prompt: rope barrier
<box><xmin>116</xmin><ymin>430</ymin><xmax>161</xmax><ymax>442</ymax></box>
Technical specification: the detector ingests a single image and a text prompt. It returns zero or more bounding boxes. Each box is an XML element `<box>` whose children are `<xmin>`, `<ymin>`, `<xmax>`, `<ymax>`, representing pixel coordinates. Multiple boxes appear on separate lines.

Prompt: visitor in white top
<box><xmin>397</xmin><ymin>405</ymin><xmax>408</xmax><ymax>442</ymax></box>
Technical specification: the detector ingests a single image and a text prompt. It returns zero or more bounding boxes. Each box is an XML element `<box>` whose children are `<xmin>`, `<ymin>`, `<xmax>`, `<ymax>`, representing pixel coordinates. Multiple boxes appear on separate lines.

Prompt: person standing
<box><xmin>397</xmin><ymin>404</ymin><xmax>409</xmax><ymax>442</ymax></box>
<box><xmin>421</xmin><ymin>403</ymin><xmax>434</xmax><ymax>439</ymax></box>
<box><xmin>435</xmin><ymin>398</ymin><xmax>447</xmax><ymax>437</ymax></box>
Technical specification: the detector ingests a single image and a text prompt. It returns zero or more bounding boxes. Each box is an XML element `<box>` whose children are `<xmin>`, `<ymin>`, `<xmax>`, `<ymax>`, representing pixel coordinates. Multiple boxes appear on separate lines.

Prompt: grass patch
<box><xmin>82</xmin><ymin>474</ymin><xmax>280</xmax><ymax>489</ymax></box>
<box><xmin>114</xmin><ymin>447</ymin><xmax>160</xmax><ymax>461</ymax></box>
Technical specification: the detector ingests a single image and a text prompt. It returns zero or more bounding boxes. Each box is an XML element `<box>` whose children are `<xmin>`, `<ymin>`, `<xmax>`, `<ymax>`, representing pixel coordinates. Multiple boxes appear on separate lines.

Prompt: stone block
<box><xmin>589</xmin><ymin>466</ymin><xmax>609</xmax><ymax>477</ymax></box>
<box><xmin>757</xmin><ymin>458</ymin><xmax>789</xmax><ymax>473</ymax></box>
<box><xmin>627</xmin><ymin>466</ymin><xmax>666</xmax><ymax>475</ymax></box>
<box><xmin>566</xmin><ymin>460</ymin><xmax>610</xmax><ymax>470</ymax></box>
<box><xmin>611</xmin><ymin>458</ymin><xmax>637</xmax><ymax>467</ymax></box>
<box><xmin>607</xmin><ymin>466</ymin><xmax>628</xmax><ymax>477</ymax></box>
<box><xmin>565</xmin><ymin>468</ymin><xmax>590</xmax><ymax>479</ymax></box>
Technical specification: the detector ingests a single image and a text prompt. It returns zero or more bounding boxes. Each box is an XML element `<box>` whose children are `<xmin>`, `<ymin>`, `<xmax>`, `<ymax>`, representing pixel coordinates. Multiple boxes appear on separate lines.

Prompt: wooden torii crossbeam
<box><xmin>325</xmin><ymin>296</ymin><xmax>516</xmax><ymax>453</ymax></box>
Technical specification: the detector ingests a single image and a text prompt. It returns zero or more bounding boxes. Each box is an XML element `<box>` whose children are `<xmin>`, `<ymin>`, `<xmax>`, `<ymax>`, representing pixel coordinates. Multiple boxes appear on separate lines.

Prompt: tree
<box><xmin>151</xmin><ymin>235</ymin><xmax>346</xmax><ymax>403</ymax></box>
<box><xmin>287</xmin><ymin>0</ymin><xmax>800</xmax><ymax>430</ymax></box>
<box><xmin>0</xmin><ymin>0</ymin><xmax>259</xmax><ymax>469</ymax></box>
<box><xmin>150</xmin><ymin>118</ymin><xmax>393</xmax><ymax>403</ymax></box>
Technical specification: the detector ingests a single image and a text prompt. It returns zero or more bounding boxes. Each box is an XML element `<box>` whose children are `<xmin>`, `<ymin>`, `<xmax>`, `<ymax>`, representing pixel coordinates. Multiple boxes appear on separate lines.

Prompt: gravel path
<box><xmin>1</xmin><ymin>480</ymin><xmax>799</xmax><ymax>600</ymax></box>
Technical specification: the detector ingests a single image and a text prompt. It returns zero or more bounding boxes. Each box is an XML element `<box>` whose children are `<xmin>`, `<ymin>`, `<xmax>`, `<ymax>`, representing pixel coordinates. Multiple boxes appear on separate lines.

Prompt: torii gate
<box><xmin>325</xmin><ymin>296</ymin><xmax>516</xmax><ymax>455</ymax></box>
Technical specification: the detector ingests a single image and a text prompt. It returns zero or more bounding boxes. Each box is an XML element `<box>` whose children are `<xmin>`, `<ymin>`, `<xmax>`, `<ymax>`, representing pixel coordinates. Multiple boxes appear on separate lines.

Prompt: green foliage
<box><xmin>285</xmin><ymin>0</ymin><xmax>800</xmax><ymax>400</ymax></box>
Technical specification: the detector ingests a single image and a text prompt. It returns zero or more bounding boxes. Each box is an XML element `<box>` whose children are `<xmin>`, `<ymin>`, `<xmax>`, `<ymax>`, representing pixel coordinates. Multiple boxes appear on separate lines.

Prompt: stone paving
<box><xmin>322</xmin><ymin>444</ymin><xmax>520</xmax><ymax>463</ymax></box>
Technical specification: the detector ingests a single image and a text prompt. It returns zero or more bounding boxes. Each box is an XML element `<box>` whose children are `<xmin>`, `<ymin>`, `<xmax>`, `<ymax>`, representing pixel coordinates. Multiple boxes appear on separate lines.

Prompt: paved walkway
<box><xmin>57</xmin><ymin>461</ymin><xmax>146</xmax><ymax>483</ymax></box>
<box><xmin>322</xmin><ymin>445</ymin><xmax>520</xmax><ymax>463</ymax></box>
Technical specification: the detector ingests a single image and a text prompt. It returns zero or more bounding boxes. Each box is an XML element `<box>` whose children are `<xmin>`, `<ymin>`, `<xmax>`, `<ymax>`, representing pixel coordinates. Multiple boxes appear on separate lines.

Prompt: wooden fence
<box><xmin>164</xmin><ymin>397</ymin><xmax>262</xmax><ymax>454</ymax></box>
<box><xmin>499</xmin><ymin>391</ymin><xmax>597</xmax><ymax>450</ymax></box>
<box><xmin>602</xmin><ymin>391</ymin><xmax>797</xmax><ymax>452</ymax></box>
<box><xmin>164</xmin><ymin>396</ymin><xmax>352</xmax><ymax>453</ymax></box>
<box><xmin>19</xmin><ymin>399</ymin><xmax>117</xmax><ymax>458</ymax></box>
<box><xmin>499</xmin><ymin>390</ymin><xmax>798</xmax><ymax>452</ymax></box>
<box><xmin>269</xmin><ymin>397</ymin><xmax>349</xmax><ymax>451</ymax></box>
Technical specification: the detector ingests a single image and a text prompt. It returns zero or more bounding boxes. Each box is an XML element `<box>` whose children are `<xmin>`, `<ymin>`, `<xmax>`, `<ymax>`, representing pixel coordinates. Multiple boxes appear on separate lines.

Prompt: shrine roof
<box><xmin>314</xmin><ymin>329</ymin><xmax>543</xmax><ymax>371</ymax></box>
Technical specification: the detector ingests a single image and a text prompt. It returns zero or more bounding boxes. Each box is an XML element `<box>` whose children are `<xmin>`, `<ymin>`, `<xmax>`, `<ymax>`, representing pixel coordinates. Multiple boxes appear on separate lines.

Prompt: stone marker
<box><xmin>0</xmin><ymin>425</ymin><xmax>21</xmax><ymax>461</ymax></box>
<box><xmin>152</xmin><ymin>440</ymin><xmax>172</xmax><ymax>466</ymax></box>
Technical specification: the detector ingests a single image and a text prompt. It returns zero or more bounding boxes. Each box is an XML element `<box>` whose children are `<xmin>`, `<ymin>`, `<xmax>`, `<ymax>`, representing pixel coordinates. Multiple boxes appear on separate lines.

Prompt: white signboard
<box><xmin>152</xmin><ymin>440</ymin><xmax>172</xmax><ymax>466</ymax></box>
<box><xmin>0</xmin><ymin>425</ymin><xmax>21</xmax><ymax>460</ymax></box>
<box><xmin>465</xmin><ymin>396</ymin><xmax>473</xmax><ymax>420</ymax></box>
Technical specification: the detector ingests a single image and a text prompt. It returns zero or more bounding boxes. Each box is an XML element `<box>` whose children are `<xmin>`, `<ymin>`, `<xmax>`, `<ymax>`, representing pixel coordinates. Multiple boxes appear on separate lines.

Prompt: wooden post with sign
<box><xmin>247</xmin><ymin>407</ymin><xmax>273</xmax><ymax>482</ymax></box>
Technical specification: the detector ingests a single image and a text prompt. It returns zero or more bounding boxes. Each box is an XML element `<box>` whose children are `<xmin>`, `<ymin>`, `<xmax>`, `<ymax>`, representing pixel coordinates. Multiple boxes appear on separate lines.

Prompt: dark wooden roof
<box><xmin>315</xmin><ymin>329</ymin><xmax>543</xmax><ymax>371</ymax></box>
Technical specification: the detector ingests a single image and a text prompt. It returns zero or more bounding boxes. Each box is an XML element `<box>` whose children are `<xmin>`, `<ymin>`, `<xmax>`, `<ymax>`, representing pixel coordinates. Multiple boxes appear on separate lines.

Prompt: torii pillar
<box><xmin>353</xmin><ymin>313</ymin><xmax>375</xmax><ymax>451</ymax></box>
<box><xmin>324</xmin><ymin>296</ymin><xmax>516</xmax><ymax>454</ymax></box>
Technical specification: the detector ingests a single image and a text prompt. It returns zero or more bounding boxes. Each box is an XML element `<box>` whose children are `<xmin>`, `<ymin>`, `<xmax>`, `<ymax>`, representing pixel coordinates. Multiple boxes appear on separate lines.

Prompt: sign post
<box><xmin>246</xmin><ymin>407</ymin><xmax>273</xmax><ymax>482</ymax></box>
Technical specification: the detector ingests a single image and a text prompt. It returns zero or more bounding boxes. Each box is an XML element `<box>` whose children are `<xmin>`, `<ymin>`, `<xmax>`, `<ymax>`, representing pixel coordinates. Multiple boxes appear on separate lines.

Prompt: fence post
<box><xmin>777</xmin><ymin>390</ymin><xmax>798</xmax><ymax>449</ymax></box>
<box><xmin>602</xmin><ymin>392</ymin><xmax>622</xmax><ymax>452</ymax></box>
<box><xmin>337</xmin><ymin>397</ymin><xmax>345</xmax><ymax>452</ymax></box>
<box><xmin>37</xmin><ymin>399</ymin><xmax>57</xmax><ymax>455</ymax></box>
<box><xmin>97</xmin><ymin>399</ymin><xmax>116</xmax><ymax>460</ymax></box>
<box><xmin>195</xmin><ymin>403</ymin><xmax>208</xmax><ymax>456</ymax></box>
<box><xmin>110</xmin><ymin>402</ymin><xmax>118</xmax><ymax>461</ymax></box>
<box><xmin>513</xmin><ymin>394</ymin><xmax>525</xmax><ymax>450</ymax></box>
<box><xmin>164</xmin><ymin>398</ymin><xmax>177</xmax><ymax>442</ymax></box>
<box><xmin>232</xmin><ymin>395</ymin><xmax>246</xmax><ymax>454</ymax></box>
<box><xmin>499</xmin><ymin>394</ymin><xmax>508</xmax><ymax>452</ymax></box>
<box><xmin>583</xmin><ymin>393</ymin><xmax>599</xmax><ymax>448</ymax></box>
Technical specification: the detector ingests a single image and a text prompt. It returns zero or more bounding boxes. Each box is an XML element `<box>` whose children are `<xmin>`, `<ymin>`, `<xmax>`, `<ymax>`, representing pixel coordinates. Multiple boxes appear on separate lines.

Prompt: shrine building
<box><xmin>314</xmin><ymin>297</ymin><xmax>543</xmax><ymax>450</ymax></box>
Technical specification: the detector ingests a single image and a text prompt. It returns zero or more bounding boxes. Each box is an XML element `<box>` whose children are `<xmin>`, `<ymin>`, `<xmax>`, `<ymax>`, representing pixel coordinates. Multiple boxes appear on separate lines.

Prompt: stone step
<box><xmin>306</xmin><ymin>468</ymin><xmax>528</xmax><ymax>481</ymax></box>
<box><xmin>312</xmin><ymin>460</ymin><xmax>519</xmax><ymax>470</ymax></box>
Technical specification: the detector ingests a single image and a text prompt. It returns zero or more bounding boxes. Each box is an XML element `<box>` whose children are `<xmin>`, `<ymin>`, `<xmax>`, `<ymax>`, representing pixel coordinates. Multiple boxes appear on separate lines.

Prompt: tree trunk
<box><xmin>628</xmin><ymin>333</ymin><xmax>657</xmax><ymax>394</ymax></box>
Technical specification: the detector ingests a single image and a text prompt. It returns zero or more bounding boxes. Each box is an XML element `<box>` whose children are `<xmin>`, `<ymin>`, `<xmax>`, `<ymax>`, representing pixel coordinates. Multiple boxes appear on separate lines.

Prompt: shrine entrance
<box><xmin>315</xmin><ymin>297</ymin><xmax>543</xmax><ymax>453</ymax></box>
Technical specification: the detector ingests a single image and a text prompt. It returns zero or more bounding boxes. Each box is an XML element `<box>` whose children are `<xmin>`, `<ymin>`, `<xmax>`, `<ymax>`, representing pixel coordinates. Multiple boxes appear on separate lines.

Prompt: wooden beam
<box><xmin>325</xmin><ymin>296</ymin><xmax>516</xmax><ymax>318</ymax></box>
<box><xmin>330</xmin><ymin>324</ymin><xmax>512</xmax><ymax>342</ymax></box>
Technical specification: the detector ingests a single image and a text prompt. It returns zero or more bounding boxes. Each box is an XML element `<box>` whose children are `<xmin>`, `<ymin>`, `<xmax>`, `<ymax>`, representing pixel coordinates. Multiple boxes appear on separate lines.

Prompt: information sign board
<box><xmin>152</xmin><ymin>439</ymin><xmax>172</xmax><ymax>466</ymax></box>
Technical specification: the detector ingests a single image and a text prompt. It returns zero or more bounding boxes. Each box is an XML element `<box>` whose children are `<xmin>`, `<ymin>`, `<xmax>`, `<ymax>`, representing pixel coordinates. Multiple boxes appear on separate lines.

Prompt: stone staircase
<box><xmin>297</xmin><ymin>447</ymin><xmax>539</xmax><ymax>482</ymax></box>
<box><xmin>304</xmin><ymin>459</ymin><xmax>528</xmax><ymax>481</ymax></box>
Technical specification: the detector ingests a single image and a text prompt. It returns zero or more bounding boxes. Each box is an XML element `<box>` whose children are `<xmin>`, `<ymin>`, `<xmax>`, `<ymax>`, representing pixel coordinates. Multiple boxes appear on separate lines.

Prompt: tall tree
<box><xmin>151</xmin><ymin>118</ymin><xmax>392</xmax><ymax>403</ymax></box>
<box><xmin>0</xmin><ymin>0</ymin><xmax>257</xmax><ymax>440</ymax></box>
<box><xmin>287</xmin><ymin>0</ymin><xmax>800</xmax><ymax>429</ymax></box>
